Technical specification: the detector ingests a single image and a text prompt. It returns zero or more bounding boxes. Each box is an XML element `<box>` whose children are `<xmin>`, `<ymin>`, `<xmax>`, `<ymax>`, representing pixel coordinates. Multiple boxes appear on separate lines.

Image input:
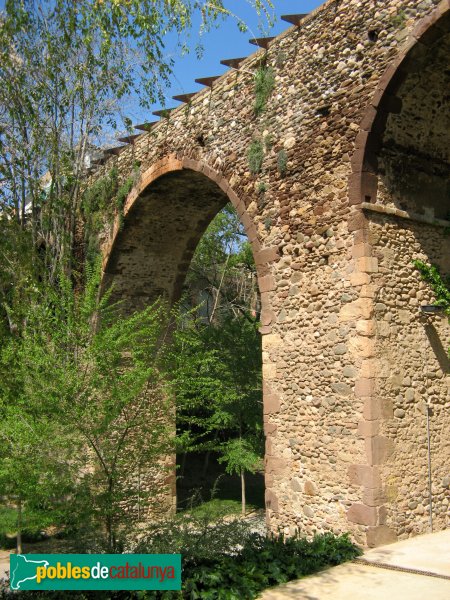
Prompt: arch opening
<box><xmin>353</xmin><ymin>8</ymin><xmax>450</xmax><ymax>541</ymax></box>
<box><xmin>375</xmin><ymin>20</ymin><xmax>450</xmax><ymax>220</ymax></box>
<box><xmin>103</xmin><ymin>165</ymin><xmax>267</xmax><ymax>523</ymax></box>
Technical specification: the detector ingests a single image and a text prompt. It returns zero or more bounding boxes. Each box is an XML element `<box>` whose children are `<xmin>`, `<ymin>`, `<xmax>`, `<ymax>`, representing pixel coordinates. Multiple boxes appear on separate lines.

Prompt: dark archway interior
<box><xmin>375</xmin><ymin>19</ymin><xmax>450</xmax><ymax>219</ymax></box>
<box><xmin>103</xmin><ymin>170</ymin><xmax>229</xmax><ymax>310</ymax></box>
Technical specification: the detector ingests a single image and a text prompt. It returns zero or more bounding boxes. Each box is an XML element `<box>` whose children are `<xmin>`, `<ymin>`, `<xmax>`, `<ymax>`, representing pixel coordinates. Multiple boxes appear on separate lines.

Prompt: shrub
<box><xmin>247</xmin><ymin>140</ymin><xmax>264</xmax><ymax>175</ymax></box>
<box><xmin>254</xmin><ymin>66</ymin><xmax>275</xmax><ymax>116</ymax></box>
<box><xmin>1</xmin><ymin>525</ymin><xmax>361</xmax><ymax>599</ymax></box>
<box><xmin>277</xmin><ymin>149</ymin><xmax>288</xmax><ymax>176</ymax></box>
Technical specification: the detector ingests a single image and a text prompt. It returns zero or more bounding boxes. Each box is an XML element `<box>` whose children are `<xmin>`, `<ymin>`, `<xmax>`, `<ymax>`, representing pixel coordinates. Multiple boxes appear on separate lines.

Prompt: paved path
<box><xmin>261</xmin><ymin>530</ymin><xmax>450</xmax><ymax>600</ymax></box>
<box><xmin>0</xmin><ymin>550</ymin><xmax>10</xmax><ymax>582</ymax></box>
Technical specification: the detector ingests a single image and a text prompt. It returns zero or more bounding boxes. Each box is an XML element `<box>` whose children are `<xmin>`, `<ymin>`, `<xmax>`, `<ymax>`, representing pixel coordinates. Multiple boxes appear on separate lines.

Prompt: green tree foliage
<box><xmin>174</xmin><ymin>204</ymin><xmax>263</xmax><ymax>514</ymax></box>
<box><xmin>0</xmin><ymin>260</ymin><xmax>174</xmax><ymax>551</ymax></box>
<box><xmin>0</xmin><ymin>0</ymin><xmax>273</xmax><ymax>278</ymax></box>
<box><xmin>0</xmin><ymin>0</ymin><xmax>273</xmax><ymax>548</ymax></box>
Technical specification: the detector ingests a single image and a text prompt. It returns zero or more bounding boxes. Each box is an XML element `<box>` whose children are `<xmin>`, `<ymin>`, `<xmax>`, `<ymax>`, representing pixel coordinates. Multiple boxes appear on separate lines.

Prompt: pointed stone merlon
<box><xmin>152</xmin><ymin>108</ymin><xmax>175</xmax><ymax>119</ymax></box>
<box><xmin>172</xmin><ymin>92</ymin><xmax>197</xmax><ymax>103</ymax></box>
<box><xmin>91</xmin><ymin>157</ymin><xmax>106</xmax><ymax>166</ymax></box>
<box><xmin>118</xmin><ymin>134</ymin><xmax>141</xmax><ymax>144</ymax></box>
<box><xmin>249</xmin><ymin>37</ymin><xmax>275</xmax><ymax>50</ymax></box>
<box><xmin>103</xmin><ymin>146</ymin><xmax>126</xmax><ymax>157</ymax></box>
<box><xmin>194</xmin><ymin>76</ymin><xmax>220</xmax><ymax>88</ymax></box>
<box><xmin>134</xmin><ymin>122</ymin><xmax>158</xmax><ymax>132</ymax></box>
<box><xmin>281</xmin><ymin>14</ymin><xmax>308</xmax><ymax>26</ymax></box>
<box><xmin>220</xmin><ymin>57</ymin><xmax>247</xmax><ymax>69</ymax></box>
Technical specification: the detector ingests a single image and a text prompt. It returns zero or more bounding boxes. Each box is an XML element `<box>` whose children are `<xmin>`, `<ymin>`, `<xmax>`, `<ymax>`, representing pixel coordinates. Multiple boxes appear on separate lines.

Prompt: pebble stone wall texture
<box><xmin>87</xmin><ymin>0</ymin><xmax>450</xmax><ymax>547</ymax></box>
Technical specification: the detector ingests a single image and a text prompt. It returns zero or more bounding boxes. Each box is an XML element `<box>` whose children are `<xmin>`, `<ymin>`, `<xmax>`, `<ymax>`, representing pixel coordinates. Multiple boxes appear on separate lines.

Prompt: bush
<box><xmin>1</xmin><ymin>529</ymin><xmax>361</xmax><ymax>600</ymax></box>
<box><xmin>247</xmin><ymin>140</ymin><xmax>264</xmax><ymax>175</ymax></box>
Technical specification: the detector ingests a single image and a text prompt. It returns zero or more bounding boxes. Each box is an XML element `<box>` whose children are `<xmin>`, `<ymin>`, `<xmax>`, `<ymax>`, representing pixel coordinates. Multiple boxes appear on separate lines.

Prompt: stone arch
<box><xmin>350</xmin><ymin>0</ymin><xmax>450</xmax><ymax>209</ymax></box>
<box><xmin>100</xmin><ymin>154</ymin><xmax>279</xmax><ymax>522</ymax></box>
<box><xmin>102</xmin><ymin>155</ymin><xmax>276</xmax><ymax>319</ymax></box>
<box><xmin>347</xmin><ymin>1</ymin><xmax>450</xmax><ymax>546</ymax></box>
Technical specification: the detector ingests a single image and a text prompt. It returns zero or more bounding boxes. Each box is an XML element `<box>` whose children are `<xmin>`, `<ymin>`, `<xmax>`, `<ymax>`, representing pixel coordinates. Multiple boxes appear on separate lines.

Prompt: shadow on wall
<box><xmin>423</xmin><ymin>323</ymin><xmax>450</xmax><ymax>375</ymax></box>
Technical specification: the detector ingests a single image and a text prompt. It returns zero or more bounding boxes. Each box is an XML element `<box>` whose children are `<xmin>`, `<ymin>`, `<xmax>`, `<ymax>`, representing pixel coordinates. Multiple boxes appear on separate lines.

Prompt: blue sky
<box><xmin>128</xmin><ymin>1</ymin><xmax>324</xmax><ymax>128</ymax></box>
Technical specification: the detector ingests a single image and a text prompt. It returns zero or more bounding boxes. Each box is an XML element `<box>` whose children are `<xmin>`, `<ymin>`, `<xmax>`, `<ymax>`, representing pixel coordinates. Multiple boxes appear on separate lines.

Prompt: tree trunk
<box><xmin>17</xmin><ymin>498</ymin><xmax>23</xmax><ymax>554</ymax></box>
<box><xmin>180</xmin><ymin>452</ymin><xmax>187</xmax><ymax>477</ymax></box>
<box><xmin>241</xmin><ymin>470</ymin><xmax>246</xmax><ymax>516</ymax></box>
<box><xmin>202</xmin><ymin>450</ymin><xmax>211</xmax><ymax>478</ymax></box>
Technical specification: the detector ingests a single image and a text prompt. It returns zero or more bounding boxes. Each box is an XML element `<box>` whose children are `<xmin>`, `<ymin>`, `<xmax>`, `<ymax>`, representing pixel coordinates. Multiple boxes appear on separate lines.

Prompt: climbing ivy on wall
<box><xmin>414</xmin><ymin>259</ymin><xmax>450</xmax><ymax>353</ymax></box>
<box><xmin>82</xmin><ymin>165</ymin><xmax>138</xmax><ymax>262</ymax></box>
<box><xmin>414</xmin><ymin>261</ymin><xmax>450</xmax><ymax>314</ymax></box>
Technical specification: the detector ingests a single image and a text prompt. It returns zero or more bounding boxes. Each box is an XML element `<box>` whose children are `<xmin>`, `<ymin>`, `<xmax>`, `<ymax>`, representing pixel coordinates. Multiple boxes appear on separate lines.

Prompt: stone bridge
<box><xmin>89</xmin><ymin>0</ymin><xmax>450</xmax><ymax>547</ymax></box>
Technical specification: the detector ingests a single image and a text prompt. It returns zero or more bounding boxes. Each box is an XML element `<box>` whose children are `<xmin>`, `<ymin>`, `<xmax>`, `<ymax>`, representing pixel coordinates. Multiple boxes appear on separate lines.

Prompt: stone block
<box><xmin>264</xmin><ymin>390</ymin><xmax>280</xmax><ymax>414</ymax></box>
<box><xmin>339</xmin><ymin>298</ymin><xmax>374</xmax><ymax>322</ymax></box>
<box><xmin>260</xmin><ymin>308</ymin><xmax>275</xmax><ymax>326</ymax></box>
<box><xmin>348</xmin><ymin>465</ymin><xmax>381</xmax><ymax>489</ymax></box>
<box><xmin>347</xmin><ymin>210</ymin><xmax>368</xmax><ymax>233</ymax></box>
<box><xmin>360</xmin><ymin>359</ymin><xmax>376</xmax><ymax>378</ymax></box>
<box><xmin>352</xmin><ymin>243</ymin><xmax>372</xmax><ymax>259</ymax></box>
<box><xmin>255</xmin><ymin>246</ymin><xmax>280</xmax><ymax>265</ymax></box>
<box><xmin>350</xmin><ymin>272</ymin><xmax>371</xmax><ymax>286</ymax></box>
<box><xmin>363</xmin><ymin>487</ymin><xmax>386</xmax><ymax>507</ymax></box>
<box><xmin>355</xmin><ymin>378</ymin><xmax>375</xmax><ymax>398</ymax></box>
<box><xmin>259</xmin><ymin>275</ymin><xmax>276</xmax><ymax>293</ymax></box>
<box><xmin>265</xmin><ymin>490</ymin><xmax>279</xmax><ymax>513</ymax></box>
<box><xmin>266</xmin><ymin>457</ymin><xmax>288</xmax><ymax>475</ymax></box>
<box><xmin>349</xmin><ymin>335</ymin><xmax>375</xmax><ymax>358</ymax></box>
<box><xmin>262</xmin><ymin>333</ymin><xmax>282</xmax><ymax>349</ymax></box>
<box><xmin>365</xmin><ymin>436</ymin><xmax>395</xmax><ymax>465</ymax></box>
<box><xmin>358</xmin><ymin>419</ymin><xmax>379</xmax><ymax>438</ymax></box>
<box><xmin>265</xmin><ymin>358</ymin><xmax>279</xmax><ymax>379</ymax></box>
<box><xmin>356</xmin><ymin>257</ymin><xmax>379</xmax><ymax>273</ymax></box>
<box><xmin>366</xmin><ymin>525</ymin><xmax>398</xmax><ymax>548</ymax></box>
<box><xmin>363</xmin><ymin>397</ymin><xmax>380</xmax><ymax>421</ymax></box>
<box><xmin>347</xmin><ymin>503</ymin><xmax>377</xmax><ymax>526</ymax></box>
<box><xmin>379</xmin><ymin>398</ymin><xmax>394</xmax><ymax>419</ymax></box>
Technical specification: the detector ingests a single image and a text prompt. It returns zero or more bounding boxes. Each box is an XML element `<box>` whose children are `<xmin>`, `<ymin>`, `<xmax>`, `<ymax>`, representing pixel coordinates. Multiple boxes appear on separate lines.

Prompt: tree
<box><xmin>173</xmin><ymin>204</ymin><xmax>263</xmax><ymax>514</ymax></box>
<box><xmin>0</xmin><ymin>0</ymin><xmax>273</xmax><ymax>281</ymax></box>
<box><xmin>0</xmin><ymin>0</ymin><xmax>273</xmax><ymax>546</ymax></box>
<box><xmin>218</xmin><ymin>438</ymin><xmax>263</xmax><ymax>516</ymax></box>
<box><xmin>185</xmin><ymin>204</ymin><xmax>260</xmax><ymax>324</ymax></box>
<box><xmin>0</xmin><ymin>260</ymin><xmax>175</xmax><ymax>551</ymax></box>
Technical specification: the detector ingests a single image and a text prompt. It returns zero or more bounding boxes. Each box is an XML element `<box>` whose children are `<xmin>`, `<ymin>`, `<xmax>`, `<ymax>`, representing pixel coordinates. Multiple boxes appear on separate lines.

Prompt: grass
<box><xmin>186</xmin><ymin>498</ymin><xmax>258</xmax><ymax>520</ymax></box>
<box><xmin>176</xmin><ymin>452</ymin><xmax>265</xmax><ymax>513</ymax></box>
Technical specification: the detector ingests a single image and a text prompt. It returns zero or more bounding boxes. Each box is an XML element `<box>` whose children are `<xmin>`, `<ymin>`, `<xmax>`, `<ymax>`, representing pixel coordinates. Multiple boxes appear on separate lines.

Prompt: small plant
<box><xmin>257</xmin><ymin>181</ymin><xmax>267</xmax><ymax>194</ymax></box>
<box><xmin>254</xmin><ymin>65</ymin><xmax>275</xmax><ymax>116</ymax></box>
<box><xmin>275</xmin><ymin>50</ymin><xmax>286</xmax><ymax>69</ymax></box>
<box><xmin>247</xmin><ymin>139</ymin><xmax>264</xmax><ymax>174</ymax></box>
<box><xmin>414</xmin><ymin>260</ymin><xmax>450</xmax><ymax>356</ymax></box>
<box><xmin>264</xmin><ymin>216</ymin><xmax>272</xmax><ymax>231</ymax></box>
<box><xmin>264</xmin><ymin>133</ymin><xmax>273</xmax><ymax>152</ymax></box>
<box><xmin>391</xmin><ymin>9</ymin><xmax>407</xmax><ymax>28</ymax></box>
<box><xmin>414</xmin><ymin>261</ymin><xmax>450</xmax><ymax>315</ymax></box>
<box><xmin>277</xmin><ymin>149</ymin><xmax>288</xmax><ymax>176</ymax></box>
